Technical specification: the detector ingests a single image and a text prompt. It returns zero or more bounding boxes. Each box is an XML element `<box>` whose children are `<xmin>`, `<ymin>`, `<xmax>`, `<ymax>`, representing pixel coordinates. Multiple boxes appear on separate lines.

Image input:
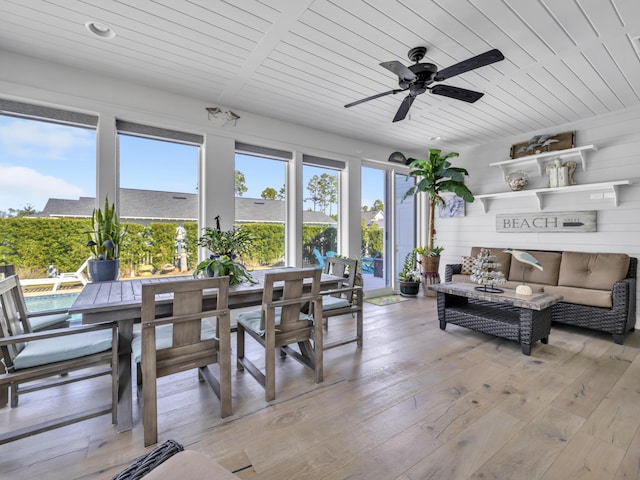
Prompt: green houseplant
<box><xmin>194</xmin><ymin>254</ymin><xmax>256</xmax><ymax>286</ymax></box>
<box><xmin>403</xmin><ymin>149</ymin><xmax>474</xmax><ymax>293</ymax></box>
<box><xmin>194</xmin><ymin>219</ymin><xmax>255</xmax><ymax>285</ymax></box>
<box><xmin>398</xmin><ymin>250</ymin><xmax>421</xmax><ymax>296</ymax></box>
<box><xmin>197</xmin><ymin>225</ymin><xmax>253</xmax><ymax>258</ymax></box>
<box><xmin>86</xmin><ymin>197</ymin><xmax>126</xmax><ymax>282</ymax></box>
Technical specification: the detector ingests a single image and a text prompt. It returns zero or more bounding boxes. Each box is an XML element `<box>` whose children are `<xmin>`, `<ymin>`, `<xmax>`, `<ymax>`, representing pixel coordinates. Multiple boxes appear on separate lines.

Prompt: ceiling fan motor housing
<box><xmin>400</xmin><ymin>63</ymin><xmax>437</xmax><ymax>91</ymax></box>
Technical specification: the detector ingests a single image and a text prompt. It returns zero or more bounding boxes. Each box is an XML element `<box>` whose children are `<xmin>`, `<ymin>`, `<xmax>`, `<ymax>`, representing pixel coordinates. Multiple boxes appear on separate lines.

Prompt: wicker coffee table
<box><xmin>429</xmin><ymin>282</ymin><xmax>562</xmax><ymax>355</ymax></box>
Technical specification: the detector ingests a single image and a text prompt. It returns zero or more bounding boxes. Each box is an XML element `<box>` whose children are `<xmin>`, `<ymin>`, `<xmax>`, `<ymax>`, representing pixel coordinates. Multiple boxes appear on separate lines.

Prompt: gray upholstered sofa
<box><xmin>445</xmin><ymin>247</ymin><xmax>637</xmax><ymax>344</ymax></box>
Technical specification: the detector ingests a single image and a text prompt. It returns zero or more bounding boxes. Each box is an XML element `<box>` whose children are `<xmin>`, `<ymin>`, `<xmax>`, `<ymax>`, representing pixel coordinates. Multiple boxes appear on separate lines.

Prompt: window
<box><xmin>0</xmin><ymin>101</ymin><xmax>97</xmax><ymax>285</ymax></box>
<box><xmin>395</xmin><ymin>173</ymin><xmax>416</xmax><ymax>284</ymax></box>
<box><xmin>235</xmin><ymin>144</ymin><xmax>290</xmax><ymax>269</ymax></box>
<box><xmin>302</xmin><ymin>155</ymin><xmax>342</xmax><ymax>268</ymax></box>
<box><xmin>118</xmin><ymin>129</ymin><xmax>200</xmax><ymax>276</ymax></box>
<box><xmin>361</xmin><ymin>166</ymin><xmax>386</xmax><ymax>290</ymax></box>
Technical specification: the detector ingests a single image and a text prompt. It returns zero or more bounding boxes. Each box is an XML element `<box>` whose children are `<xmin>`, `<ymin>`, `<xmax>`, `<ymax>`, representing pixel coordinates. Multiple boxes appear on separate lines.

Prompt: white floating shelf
<box><xmin>475</xmin><ymin>180</ymin><xmax>631</xmax><ymax>212</ymax></box>
<box><xmin>489</xmin><ymin>145</ymin><xmax>598</xmax><ymax>177</ymax></box>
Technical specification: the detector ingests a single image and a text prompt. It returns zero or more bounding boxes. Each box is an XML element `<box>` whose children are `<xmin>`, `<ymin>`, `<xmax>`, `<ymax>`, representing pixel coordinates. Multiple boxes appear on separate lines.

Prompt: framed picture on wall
<box><xmin>439</xmin><ymin>194</ymin><xmax>465</xmax><ymax>218</ymax></box>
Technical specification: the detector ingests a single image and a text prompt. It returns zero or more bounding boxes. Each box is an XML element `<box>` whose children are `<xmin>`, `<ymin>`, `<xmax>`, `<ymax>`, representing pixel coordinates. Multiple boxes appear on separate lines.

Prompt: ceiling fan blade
<box><xmin>392</xmin><ymin>94</ymin><xmax>416</xmax><ymax>122</ymax></box>
<box><xmin>430</xmin><ymin>84</ymin><xmax>484</xmax><ymax>103</ymax></box>
<box><xmin>434</xmin><ymin>49</ymin><xmax>504</xmax><ymax>81</ymax></box>
<box><xmin>344</xmin><ymin>89</ymin><xmax>405</xmax><ymax>108</ymax></box>
<box><xmin>380</xmin><ymin>60</ymin><xmax>416</xmax><ymax>82</ymax></box>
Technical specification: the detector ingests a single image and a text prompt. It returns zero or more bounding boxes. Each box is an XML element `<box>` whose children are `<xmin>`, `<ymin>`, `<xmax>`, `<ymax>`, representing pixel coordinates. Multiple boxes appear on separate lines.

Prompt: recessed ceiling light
<box><xmin>85</xmin><ymin>21</ymin><xmax>116</xmax><ymax>39</ymax></box>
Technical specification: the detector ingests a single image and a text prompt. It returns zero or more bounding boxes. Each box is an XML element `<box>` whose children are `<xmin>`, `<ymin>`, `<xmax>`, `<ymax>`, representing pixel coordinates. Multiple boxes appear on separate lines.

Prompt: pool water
<box><xmin>24</xmin><ymin>293</ymin><xmax>82</xmax><ymax>324</ymax></box>
<box><xmin>24</xmin><ymin>293</ymin><xmax>79</xmax><ymax>312</ymax></box>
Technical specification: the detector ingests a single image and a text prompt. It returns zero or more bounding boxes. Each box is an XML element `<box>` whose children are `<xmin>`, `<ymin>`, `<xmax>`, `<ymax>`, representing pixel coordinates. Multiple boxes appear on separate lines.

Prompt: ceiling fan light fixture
<box><xmin>206</xmin><ymin>106</ymin><xmax>240</xmax><ymax>125</ymax></box>
<box><xmin>85</xmin><ymin>21</ymin><xmax>116</xmax><ymax>39</ymax></box>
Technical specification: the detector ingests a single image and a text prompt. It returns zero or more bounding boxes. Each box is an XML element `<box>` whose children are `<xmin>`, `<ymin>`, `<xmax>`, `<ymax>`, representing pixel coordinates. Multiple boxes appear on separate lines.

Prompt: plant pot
<box><xmin>399</xmin><ymin>280</ymin><xmax>420</xmax><ymax>297</ymax></box>
<box><xmin>422</xmin><ymin>254</ymin><xmax>441</xmax><ymax>297</ymax></box>
<box><xmin>88</xmin><ymin>259</ymin><xmax>120</xmax><ymax>282</ymax></box>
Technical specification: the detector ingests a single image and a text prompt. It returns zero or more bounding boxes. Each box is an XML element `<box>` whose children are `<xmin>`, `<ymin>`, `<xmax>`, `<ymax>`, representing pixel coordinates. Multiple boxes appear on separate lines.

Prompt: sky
<box><xmin>0</xmin><ymin>115</ymin><xmax>384</xmax><ymax>214</ymax></box>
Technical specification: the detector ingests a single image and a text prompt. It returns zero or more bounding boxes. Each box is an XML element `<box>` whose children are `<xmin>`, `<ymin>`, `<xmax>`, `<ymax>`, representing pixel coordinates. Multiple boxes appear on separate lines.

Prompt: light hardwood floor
<box><xmin>2</xmin><ymin>295</ymin><xmax>639</xmax><ymax>480</ymax></box>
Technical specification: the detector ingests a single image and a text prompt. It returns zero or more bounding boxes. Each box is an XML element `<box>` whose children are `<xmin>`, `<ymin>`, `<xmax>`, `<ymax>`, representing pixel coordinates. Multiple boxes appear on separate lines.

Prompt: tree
<box><xmin>306</xmin><ymin>173</ymin><xmax>338</xmax><ymax>215</ymax></box>
<box><xmin>234</xmin><ymin>170</ymin><xmax>247</xmax><ymax>197</ymax></box>
<box><xmin>277</xmin><ymin>186</ymin><xmax>285</xmax><ymax>200</ymax></box>
<box><xmin>372</xmin><ymin>199</ymin><xmax>384</xmax><ymax>212</ymax></box>
<box><xmin>0</xmin><ymin>204</ymin><xmax>38</xmax><ymax>218</ymax></box>
<box><xmin>261</xmin><ymin>187</ymin><xmax>278</xmax><ymax>200</ymax></box>
<box><xmin>321</xmin><ymin>174</ymin><xmax>338</xmax><ymax>216</ymax></box>
<box><xmin>306</xmin><ymin>175</ymin><xmax>321</xmax><ymax>210</ymax></box>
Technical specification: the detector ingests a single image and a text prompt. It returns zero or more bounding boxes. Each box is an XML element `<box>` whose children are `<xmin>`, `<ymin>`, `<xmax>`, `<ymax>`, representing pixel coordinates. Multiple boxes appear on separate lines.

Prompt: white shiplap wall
<box><xmin>434</xmin><ymin>104</ymin><xmax>640</xmax><ymax>326</ymax></box>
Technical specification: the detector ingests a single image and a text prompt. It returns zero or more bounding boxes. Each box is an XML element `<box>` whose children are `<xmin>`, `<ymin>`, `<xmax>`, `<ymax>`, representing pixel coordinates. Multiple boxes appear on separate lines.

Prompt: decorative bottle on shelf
<box><xmin>470</xmin><ymin>248</ymin><xmax>506</xmax><ymax>293</ymax></box>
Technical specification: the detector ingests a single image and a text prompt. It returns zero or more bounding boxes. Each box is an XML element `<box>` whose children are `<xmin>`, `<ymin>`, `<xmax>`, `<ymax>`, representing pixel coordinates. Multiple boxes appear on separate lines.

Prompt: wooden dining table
<box><xmin>68</xmin><ymin>268</ymin><xmax>343</xmax><ymax>432</ymax></box>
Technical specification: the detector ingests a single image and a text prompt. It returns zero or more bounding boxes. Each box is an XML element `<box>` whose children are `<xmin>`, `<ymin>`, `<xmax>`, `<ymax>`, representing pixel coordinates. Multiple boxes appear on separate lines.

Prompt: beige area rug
<box><xmin>364</xmin><ymin>294</ymin><xmax>412</xmax><ymax>306</ymax></box>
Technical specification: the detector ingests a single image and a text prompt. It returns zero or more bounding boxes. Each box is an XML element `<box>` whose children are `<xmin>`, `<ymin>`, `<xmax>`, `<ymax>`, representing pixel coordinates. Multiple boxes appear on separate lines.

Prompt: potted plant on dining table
<box><xmin>194</xmin><ymin>218</ymin><xmax>256</xmax><ymax>285</ymax></box>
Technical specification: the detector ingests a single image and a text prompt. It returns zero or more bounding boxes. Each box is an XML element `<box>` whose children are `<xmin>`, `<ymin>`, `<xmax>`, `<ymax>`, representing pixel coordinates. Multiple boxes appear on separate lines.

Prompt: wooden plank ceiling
<box><xmin>1</xmin><ymin>0</ymin><xmax>639</xmax><ymax>152</ymax></box>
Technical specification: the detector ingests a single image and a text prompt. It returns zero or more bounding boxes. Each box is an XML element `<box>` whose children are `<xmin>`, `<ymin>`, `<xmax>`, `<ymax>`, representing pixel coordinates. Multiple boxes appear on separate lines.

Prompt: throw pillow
<box><xmin>461</xmin><ymin>256</ymin><xmax>474</xmax><ymax>275</ymax></box>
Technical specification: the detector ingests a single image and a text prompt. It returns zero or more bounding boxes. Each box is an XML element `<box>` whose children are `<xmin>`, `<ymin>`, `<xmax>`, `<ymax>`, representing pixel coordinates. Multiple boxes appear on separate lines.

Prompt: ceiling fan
<box><xmin>344</xmin><ymin>46</ymin><xmax>505</xmax><ymax>122</ymax></box>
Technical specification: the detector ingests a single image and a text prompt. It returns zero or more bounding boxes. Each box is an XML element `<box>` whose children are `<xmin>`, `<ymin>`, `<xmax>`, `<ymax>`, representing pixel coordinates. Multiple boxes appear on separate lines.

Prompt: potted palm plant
<box><xmin>403</xmin><ymin>149</ymin><xmax>474</xmax><ymax>293</ymax></box>
<box><xmin>86</xmin><ymin>197</ymin><xmax>126</xmax><ymax>282</ymax></box>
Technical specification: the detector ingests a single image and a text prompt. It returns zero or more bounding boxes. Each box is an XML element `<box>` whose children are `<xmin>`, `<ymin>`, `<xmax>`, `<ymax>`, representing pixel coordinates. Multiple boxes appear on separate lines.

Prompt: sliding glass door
<box><xmin>361</xmin><ymin>164</ymin><xmax>415</xmax><ymax>294</ymax></box>
<box><xmin>361</xmin><ymin>166</ymin><xmax>386</xmax><ymax>291</ymax></box>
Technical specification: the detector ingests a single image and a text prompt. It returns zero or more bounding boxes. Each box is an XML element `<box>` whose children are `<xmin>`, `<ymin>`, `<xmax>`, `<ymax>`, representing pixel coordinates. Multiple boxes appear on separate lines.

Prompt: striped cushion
<box><xmin>13</xmin><ymin>330</ymin><xmax>112</xmax><ymax>370</ymax></box>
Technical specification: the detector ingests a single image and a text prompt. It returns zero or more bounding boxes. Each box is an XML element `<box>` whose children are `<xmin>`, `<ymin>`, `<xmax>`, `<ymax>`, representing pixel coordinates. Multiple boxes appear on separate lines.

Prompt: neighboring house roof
<box><xmin>36</xmin><ymin>188</ymin><xmax>335</xmax><ymax>225</ymax></box>
<box><xmin>235</xmin><ymin>197</ymin><xmax>334</xmax><ymax>225</ymax></box>
<box><xmin>361</xmin><ymin>210</ymin><xmax>384</xmax><ymax>228</ymax></box>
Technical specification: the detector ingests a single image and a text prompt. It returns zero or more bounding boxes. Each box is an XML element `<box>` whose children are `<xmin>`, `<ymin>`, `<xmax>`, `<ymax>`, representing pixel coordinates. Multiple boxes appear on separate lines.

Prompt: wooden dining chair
<box><xmin>12</xmin><ymin>275</ymin><xmax>72</xmax><ymax>331</ymax></box>
<box><xmin>236</xmin><ymin>268</ymin><xmax>323</xmax><ymax>402</ymax></box>
<box><xmin>321</xmin><ymin>257</ymin><xmax>364</xmax><ymax>349</ymax></box>
<box><xmin>0</xmin><ymin>275</ymin><xmax>117</xmax><ymax>445</ymax></box>
<box><xmin>132</xmin><ymin>277</ymin><xmax>231</xmax><ymax>446</ymax></box>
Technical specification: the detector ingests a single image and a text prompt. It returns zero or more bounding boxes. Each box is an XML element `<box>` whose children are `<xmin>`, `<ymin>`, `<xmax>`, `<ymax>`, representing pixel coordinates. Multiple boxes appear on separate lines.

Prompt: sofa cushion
<box><xmin>143</xmin><ymin>450</ymin><xmax>239</xmax><ymax>479</ymax></box>
<box><xmin>543</xmin><ymin>285</ymin><xmax>613</xmax><ymax>308</ymax></box>
<box><xmin>502</xmin><ymin>281</ymin><xmax>546</xmax><ymax>293</ymax></box>
<box><xmin>558</xmin><ymin>252</ymin><xmax>629</xmax><ymax>291</ymax></box>
<box><xmin>507</xmin><ymin>250</ymin><xmax>562</xmax><ymax>286</ymax></box>
<box><xmin>451</xmin><ymin>273</ymin><xmax>473</xmax><ymax>283</ymax></box>
<box><xmin>460</xmin><ymin>256</ymin><xmax>474</xmax><ymax>275</ymax></box>
<box><xmin>470</xmin><ymin>247</ymin><xmax>511</xmax><ymax>278</ymax></box>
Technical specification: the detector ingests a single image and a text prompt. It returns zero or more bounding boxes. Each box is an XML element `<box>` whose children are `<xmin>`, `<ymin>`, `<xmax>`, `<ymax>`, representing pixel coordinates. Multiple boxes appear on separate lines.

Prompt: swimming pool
<box><xmin>24</xmin><ymin>293</ymin><xmax>82</xmax><ymax>324</ymax></box>
<box><xmin>24</xmin><ymin>293</ymin><xmax>79</xmax><ymax>312</ymax></box>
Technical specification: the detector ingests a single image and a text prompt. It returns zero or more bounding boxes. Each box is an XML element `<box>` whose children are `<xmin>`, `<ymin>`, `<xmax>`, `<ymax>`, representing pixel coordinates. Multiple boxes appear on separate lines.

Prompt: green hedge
<box><xmin>0</xmin><ymin>217</ymin><xmax>381</xmax><ymax>276</ymax></box>
<box><xmin>0</xmin><ymin>218</ymin><xmax>201</xmax><ymax>277</ymax></box>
